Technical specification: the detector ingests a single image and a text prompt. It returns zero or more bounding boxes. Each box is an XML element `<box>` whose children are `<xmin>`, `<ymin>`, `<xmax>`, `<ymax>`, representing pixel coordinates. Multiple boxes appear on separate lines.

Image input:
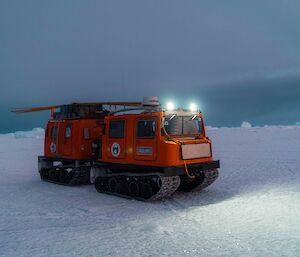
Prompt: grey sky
<box><xmin>1</xmin><ymin>0</ymin><xmax>300</xmax><ymax>132</ymax></box>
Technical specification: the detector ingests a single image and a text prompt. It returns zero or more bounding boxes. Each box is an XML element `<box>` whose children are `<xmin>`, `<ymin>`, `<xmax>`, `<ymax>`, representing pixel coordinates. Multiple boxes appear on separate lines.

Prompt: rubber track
<box><xmin>40</xmin><ymin>168</ymin><xmax>90</xmax><ymax>186</ymax></box>
<box><xmin>190</xmin><ymin>169</ymin><xmax>219</xmax><ymax>192</ymax></box>
<box><xmin>95</xmin><ymin>175</ymin><xmax>180</xmax><ymax>201</ymax></box>
<box><xmin>149</xmin><ymin>176</ymin><xmax>180</xmax><ymax>200</ymax></box>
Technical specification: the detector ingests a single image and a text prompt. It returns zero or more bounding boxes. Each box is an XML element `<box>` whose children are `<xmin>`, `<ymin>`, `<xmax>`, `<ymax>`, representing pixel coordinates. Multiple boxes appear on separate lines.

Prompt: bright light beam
<box><xmin>166</xmin><ymin>102</ymin><xmax>175</xmax><ymax>111</ymax></box>
<box><xmin>190</xmin><ymin>103</ymin><xmax>197</xmax><ymax>112</ymax></box>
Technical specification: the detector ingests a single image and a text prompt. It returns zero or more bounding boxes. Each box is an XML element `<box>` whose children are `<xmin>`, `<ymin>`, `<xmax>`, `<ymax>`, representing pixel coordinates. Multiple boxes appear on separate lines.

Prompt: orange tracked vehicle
<box><xmin>13</xmin><ymin>97</ymin><xmax>219</xmax><ymax>200</ymax></box>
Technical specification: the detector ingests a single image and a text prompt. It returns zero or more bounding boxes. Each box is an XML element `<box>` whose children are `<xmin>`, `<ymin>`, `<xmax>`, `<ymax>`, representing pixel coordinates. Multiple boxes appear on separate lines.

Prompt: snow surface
<box><xmin>1</xmin><ymin>126</ymin><xmax>300</xmax><ymax>257</ymax></box>
<box><xmin>241</xmin><ymin>121</ymin><xmax>252</xmax><ymax>128</ymax></box>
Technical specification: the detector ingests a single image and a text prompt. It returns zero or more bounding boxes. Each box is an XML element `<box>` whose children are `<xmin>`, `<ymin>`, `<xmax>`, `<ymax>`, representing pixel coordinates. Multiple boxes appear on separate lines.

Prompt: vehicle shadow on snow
<box><xmin>168</xmin><ymin>189</ymin><xmax>234</xmax><ymax>209</ymax></box>
<box><xmin>158</xmin><ymin>187</ymin><xmax>235</xmax><ymax>210</ymax></box>
<box><xmin>153</xmin><ymin>170</ymin><xmax>300</xmax><ymax>210</ymax></box>
<box><xmin>25</xmin><ymin>162</ymin><xmax>299</xmax><ymax>212</ymax></box>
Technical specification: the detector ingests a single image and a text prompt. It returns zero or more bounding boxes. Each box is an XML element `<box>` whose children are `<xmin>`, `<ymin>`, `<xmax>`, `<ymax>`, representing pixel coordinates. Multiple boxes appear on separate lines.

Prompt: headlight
<box><xmin>190</xmin><ymin>103</ymin><xmax>197</xmax><ymax>112</ymax></box>
<box><xmin>166</xmin><ymin>102</ymin><xmax>175</xmax><ymax>111</ymax></box>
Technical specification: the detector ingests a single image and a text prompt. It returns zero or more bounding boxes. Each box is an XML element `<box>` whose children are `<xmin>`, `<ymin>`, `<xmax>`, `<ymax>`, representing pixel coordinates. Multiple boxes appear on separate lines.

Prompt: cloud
<box><xmin>1</xmin><ymin>0</ymin><xmax>300</xmax><ymax>131</ymax></box>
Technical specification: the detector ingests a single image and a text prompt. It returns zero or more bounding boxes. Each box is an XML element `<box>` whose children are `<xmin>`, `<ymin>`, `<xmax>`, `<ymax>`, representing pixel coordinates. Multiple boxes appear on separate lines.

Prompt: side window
<box><xmin>65</xmin><ymin>124</ymin><xmax>72</xmax><ymax>139</ymax></box>
<box><xmin>109</xmin><ymin>120</ymin><xmax>125</xmax><ymax>138</ymax></box>
<box><xmin>51</xmin><ymin>126</ymin><xmax>58</xmax><ymax>139</ymax></box>
<box><xmin>83</xmin><ymin>128</ymin><xmax>90</xmax><ymax>139</ymax></box>
<box><xmin>137</xmin><ymin>120</ymin><xmax>156</xmax><ymax>138</ymax></box>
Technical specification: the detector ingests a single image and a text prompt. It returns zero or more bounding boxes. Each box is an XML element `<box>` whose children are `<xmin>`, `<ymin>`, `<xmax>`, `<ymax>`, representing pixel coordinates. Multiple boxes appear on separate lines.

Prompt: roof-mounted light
<box><xmin>166</xmin><ymin>102</ymin><xmax>175</xmax><ymax>111</ymax></box>
<box><xmin>190</xmin><ymin>103</ymin><xmax>197</xmax><ymax>112</ymax></box>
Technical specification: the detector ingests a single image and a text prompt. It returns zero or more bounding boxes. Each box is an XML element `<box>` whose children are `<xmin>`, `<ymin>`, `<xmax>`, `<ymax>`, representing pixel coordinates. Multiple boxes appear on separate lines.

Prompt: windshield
<box><xmin>162</xmin><ymin>115</ymin><xmax>203</xmax><ymax>136</ymax></box>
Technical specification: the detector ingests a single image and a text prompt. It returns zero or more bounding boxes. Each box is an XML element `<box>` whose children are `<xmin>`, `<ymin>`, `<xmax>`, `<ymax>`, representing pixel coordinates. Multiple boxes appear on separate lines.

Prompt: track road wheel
<box><xmin>50</xmin><ymin>170</ymin><xmax>59</xmax><ymax>182</ymax></box>
<box><xmin>65</xmin><ymin>171</ymin><xmax>74</xmax><ymax>184</ymax></box>
<box><xmin>117</xmin><ymin>179</ymin><xmax>129</xmax><ymax>195</ymax></box>
<box><xmin>179</xmin><ymin>173</ymin><xmax>205</xmax><ymax>192</ymax></box>
<box><xmin>108</xmin><ymin>178</ymin><xmax>118</xmax><ymax>192</ymax></box>
<box><xmin>140</xmin><ymin>182</ymin><xmax>153</xmax><ymax>200</ymax></box>
<box><xmin>40</xmin><ymin>169</ymin><xmax>48</xmax><ymax>180</ymax></box>
<box><xmin>59</xmin><ymin>171</ymin><xmax>65</xmax><ymax>183</ymax></box>
<box><xmin>128</xmin><ymin>181</ymin><xmax>139</xmax><ymax>197</ymax></box>
<box><xmin>156</xmin><ymin>177</ymin><xmax>162</xmax><ymax>188</ymax></box>
<box><xmin>95</xmin><ymin>177</ymin><xmax>105</xmax><ymax>193</ymax></box>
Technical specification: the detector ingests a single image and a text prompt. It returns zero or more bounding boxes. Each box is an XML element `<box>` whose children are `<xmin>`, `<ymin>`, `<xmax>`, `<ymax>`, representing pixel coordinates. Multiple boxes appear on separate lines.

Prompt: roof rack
<box><xmin>11</xmin><ymin>97</ymin><xmax>163</xmax><ymax>119</ymax></box>
<box><xmin>110</xmin><ymin>106</ymin><xmax>162</xmax><ymax>115</ymax></box>
<box><xmin>11</xmin><ymin>101</ymin><xmax>143</xmax><ymax>114</ymax></box>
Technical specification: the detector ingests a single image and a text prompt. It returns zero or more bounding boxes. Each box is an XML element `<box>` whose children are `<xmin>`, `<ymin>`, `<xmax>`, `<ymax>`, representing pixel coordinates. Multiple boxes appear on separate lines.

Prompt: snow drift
<box><xmin>2</xmin><ymin>128</ymin><xmax>45</xmax><ymax>139</ymax></box>
<box><xmin>14</xmin><ymin>128</ymin><xmax>45</xmax><ymax>139</ymax></box>
<box><xmin>241</xmin><ymin>121</ymin><xmax>252</xmax><ymax>128</ymax></box>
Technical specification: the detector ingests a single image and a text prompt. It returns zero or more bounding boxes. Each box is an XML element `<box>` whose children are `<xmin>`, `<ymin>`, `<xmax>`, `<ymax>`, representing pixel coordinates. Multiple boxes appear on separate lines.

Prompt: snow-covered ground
<box><xmin>0</xmin><ymin>126</ymin><xmax>300</xmax><ymax>257</ymax></box>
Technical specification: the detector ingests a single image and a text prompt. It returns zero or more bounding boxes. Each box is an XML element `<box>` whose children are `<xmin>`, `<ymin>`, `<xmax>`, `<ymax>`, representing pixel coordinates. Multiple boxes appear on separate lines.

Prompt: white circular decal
<box><xmin>50</xmin><ymin>142</ymin><xmax>57</xmax><ymax>153</ymax></box>
<box><xmin>111</xmin><ymin>143</ymin><xmax>120</xmax><ymax>157</ymax></box>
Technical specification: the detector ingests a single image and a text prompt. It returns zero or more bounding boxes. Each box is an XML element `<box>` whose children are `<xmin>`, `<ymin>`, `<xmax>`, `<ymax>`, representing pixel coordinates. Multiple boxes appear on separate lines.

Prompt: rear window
<box><xmin>109</xmin><ymin>120</ymin><xmax>125</xmax><ymax>138</ymax></box>
<box><xmin>137</xmin><ymin>120</ymin><xmax>156</xmax><ymax>138</ymax></box>
<box><xmin>83</xmin><ymin>128</ymin><xmax>90</xmax><ymax>139</ymax></box>
<box><xmin>51</xmin><ymin>126</ymin><xmax>58</xmax><ymax>139</ymax></box>
<box><xmin>65</xmin><ymin>124</ymin><xmax>72</xmax><ymax>139</ymax></box>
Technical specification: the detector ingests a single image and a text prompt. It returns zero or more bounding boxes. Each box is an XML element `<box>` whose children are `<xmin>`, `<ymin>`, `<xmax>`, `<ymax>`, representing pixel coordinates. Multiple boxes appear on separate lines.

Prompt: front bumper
<box><xmin>187</xmin><ymin>160</ymin><xmax>220</xmax><ymax>171</ymax></box>
<box><xmin>164</xmin><ymin>160</ymin><xmax>220</xmax><ymax>176</ymax></box>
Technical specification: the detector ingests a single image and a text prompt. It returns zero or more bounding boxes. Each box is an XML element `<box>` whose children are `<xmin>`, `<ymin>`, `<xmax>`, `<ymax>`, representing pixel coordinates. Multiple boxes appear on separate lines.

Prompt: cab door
<box><xmin>134</xmin><ymin>118</ymin><xmax>157</xmax><ymax>161</ymax></box>
<box><xmin>107</xmin><ymin>119</ymin><xmax>126</xmax><ymax>159</ymax></box>
<box><xmin>55</xmin><ymin>121</ymin><xmax>73</xmax><ymax>157</ymax></box>
<box><xmin>62</xmin><ymin>122</ymin><xmax>73</xmax><ymax>157</ymax></box>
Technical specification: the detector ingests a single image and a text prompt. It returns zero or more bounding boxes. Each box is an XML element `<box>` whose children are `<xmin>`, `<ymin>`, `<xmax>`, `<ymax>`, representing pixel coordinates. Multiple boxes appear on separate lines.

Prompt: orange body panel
<box><xmin>44</xmin><ymin>111</ymin><xmax>214</xmax><ymax>168</ymax></box>
<box><xmin>101</xmin><ymin>112</ymin><xmax>213</xmax><ymax>167</ymax></box>
<box><xmin>44</xmin><ymin>119</ymin><xmax>104</xmax><ymax>160</ymax></box>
